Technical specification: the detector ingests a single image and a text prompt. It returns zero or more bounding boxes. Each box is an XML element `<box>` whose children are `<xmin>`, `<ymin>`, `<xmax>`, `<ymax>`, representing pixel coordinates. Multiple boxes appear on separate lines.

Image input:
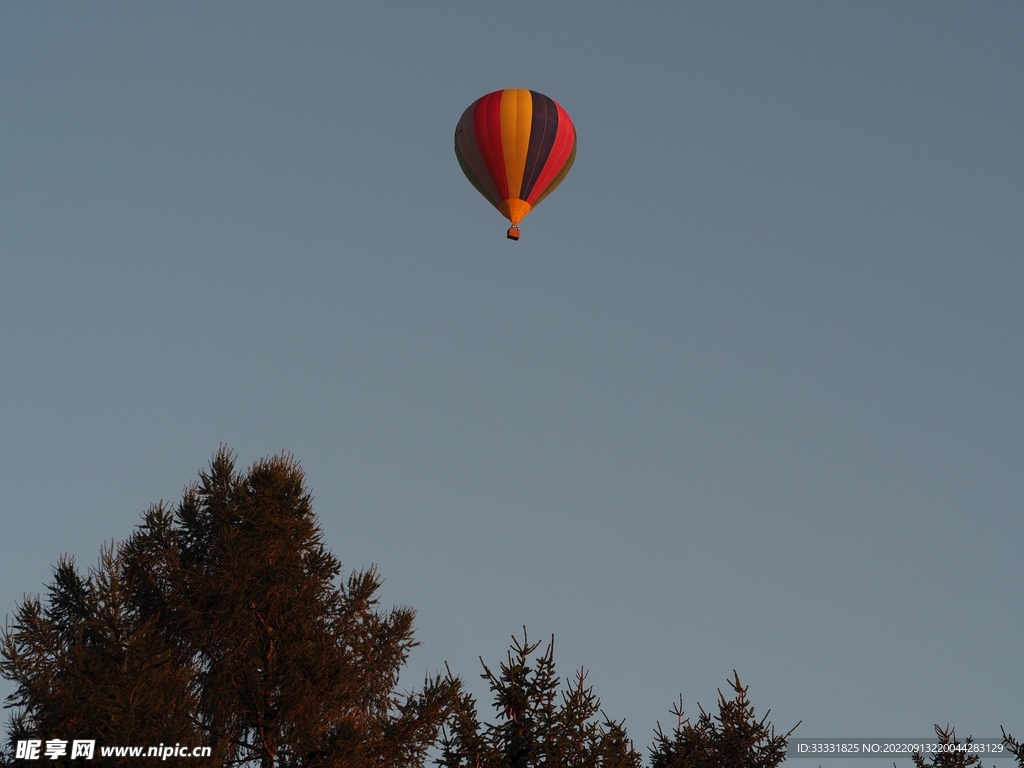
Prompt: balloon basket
<box><xmin>506</xmin><ymin>225</ymin><xmax>520</xmax><ymax>241</ymax></box>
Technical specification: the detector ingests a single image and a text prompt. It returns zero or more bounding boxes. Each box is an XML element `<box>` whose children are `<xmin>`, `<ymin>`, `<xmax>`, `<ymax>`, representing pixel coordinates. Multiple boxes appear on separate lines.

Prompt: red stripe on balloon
<box><xmin>455</xmin><ymin>104</ymin><xmax>502</xmax><ymax>207</ymax></box>
<box><xmin>525</xmin><ymin>100</ymin><xmax>575</xmax><ymax>205</ymax></box>
<box><xmin>472</xmin><ymin>91</ymin><xmax>509</xmax><ymax>200</ymax></box>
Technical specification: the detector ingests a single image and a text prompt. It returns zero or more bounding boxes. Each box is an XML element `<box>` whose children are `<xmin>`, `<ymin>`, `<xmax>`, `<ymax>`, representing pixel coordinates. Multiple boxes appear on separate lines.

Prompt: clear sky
<box><xmin>2</xmin><ymin>2</ymin><xmax>1021</xmax><ymax>761</ymax></box>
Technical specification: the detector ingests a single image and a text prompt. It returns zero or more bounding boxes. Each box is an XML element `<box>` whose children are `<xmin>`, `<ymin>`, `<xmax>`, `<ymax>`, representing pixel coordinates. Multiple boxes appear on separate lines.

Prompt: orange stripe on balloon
<box><xmin>499</xmin><ymin>89</ymin><xmax>533</xmax><ymax>201</ymax></box>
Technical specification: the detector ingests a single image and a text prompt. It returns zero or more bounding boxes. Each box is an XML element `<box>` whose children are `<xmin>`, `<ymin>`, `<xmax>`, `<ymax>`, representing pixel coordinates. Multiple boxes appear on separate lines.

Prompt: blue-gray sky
<box><xmin>2</xmin><ymin>2</ymin><xmax>1021</xmax><ymax>760</ymax></box>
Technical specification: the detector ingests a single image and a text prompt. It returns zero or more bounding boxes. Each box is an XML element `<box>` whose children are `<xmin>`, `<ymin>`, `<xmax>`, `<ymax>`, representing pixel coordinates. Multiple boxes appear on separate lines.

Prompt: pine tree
<box><xmin>1</xmin><ymin>544</ymin><xmax>203</xmax><ymax>767</ymax></box>
<box><xmin>2</xmin><ymin>448</ymin><xmax>457</xmax><ymax>767</ymax></box>
<box><xmin>1002</xmin><ymin>727</ymin><xmax>1023</xmax><ymax>768</ymax></box>
<box><xmin>910</xmin><ymin>725</ymin><xmax>985</xmax><ymax>768</ymax></box>
<box><xmin>437</xmin><ymin>629</ymin><xmax>641</xmax><ymax>768</ymax></box>
<box><xmin>649</xmin><ymin>672</ymin><xmax>798</xmax><ymax>768</ymax></box>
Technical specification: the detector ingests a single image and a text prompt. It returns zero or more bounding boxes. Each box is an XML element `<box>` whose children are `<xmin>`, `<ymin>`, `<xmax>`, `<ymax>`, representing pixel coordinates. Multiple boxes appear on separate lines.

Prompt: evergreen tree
<box><xmin>2</xmin><ymin>449</ymin><xmax>456</xmax><ymax>767</ymax></box>
<box><xmin>437</xmin><ymin>630</ymin><xmax>641</xmax><ymax>768</ymax></box>
<box><xmin>909</xmin><ymin>725</ymin><xmax>985</xmax><ymax>768</ymax></box>
<box><xmin>649</xmin><ymin>672</ymin><xmax>798</xmax><ymax>768</ymax></box>
<box><xmin>1</xmin><ymin>544</ymin><xmax>203</xmax><ymax>767</ymax></box>
<box><xmin>1002</xmin><ymin>727</ymin><xmax>1023</xmax><ymax>768</ymax></box>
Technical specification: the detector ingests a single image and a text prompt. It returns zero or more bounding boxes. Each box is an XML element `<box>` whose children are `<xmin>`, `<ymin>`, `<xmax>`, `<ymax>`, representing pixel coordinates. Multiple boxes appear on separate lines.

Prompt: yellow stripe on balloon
<box><xmin>500</xmin><ymin>89</ymin><xmax>533</xmax><ymax>201</ymax></box>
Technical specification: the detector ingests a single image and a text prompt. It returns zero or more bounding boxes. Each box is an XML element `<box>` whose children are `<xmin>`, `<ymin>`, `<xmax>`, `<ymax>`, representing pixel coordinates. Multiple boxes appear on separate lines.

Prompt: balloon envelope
<box><xmin>455</xmin><ymin>89</ymin><xmax>577</xmax><ymax>238</ymax></box>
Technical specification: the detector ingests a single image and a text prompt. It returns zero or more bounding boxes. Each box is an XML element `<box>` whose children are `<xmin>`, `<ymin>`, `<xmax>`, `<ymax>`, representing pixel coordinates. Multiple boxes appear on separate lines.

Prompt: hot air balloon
<box><xmin>455</xmin><ymin>89</ymin><xmax>577</xmax><ymax>240</ymax></box>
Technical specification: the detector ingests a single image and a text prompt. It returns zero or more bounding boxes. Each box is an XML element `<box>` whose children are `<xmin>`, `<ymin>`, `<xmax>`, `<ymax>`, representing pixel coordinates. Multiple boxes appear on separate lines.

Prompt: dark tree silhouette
<box><xmin>437</xmin><ymin>630</ymin><xmax>641</xmax><ymax>768</ymax></box>
<box><xmin>1002</xmin><ymin>727</ymin><xmax>1023</xmax><ymax>768</ymax></box>
<box><xmin>649</xmin><ymin>672</ymin><xmax>798</xmax><ymax>768</ymax></box>
<box><xmin>909</xmin><ymin>725</ymin><xmax>986</xmax><ymax>768</ymax></box>
<box><xmin>2</xmin><ymin>449</ymin><xmax>456</xmax><ymax>767</ymax></box>
<box><xmin>1</xmin><ymin>544</ymin><xmax>203</xmax><ymax>767</ymax></box>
